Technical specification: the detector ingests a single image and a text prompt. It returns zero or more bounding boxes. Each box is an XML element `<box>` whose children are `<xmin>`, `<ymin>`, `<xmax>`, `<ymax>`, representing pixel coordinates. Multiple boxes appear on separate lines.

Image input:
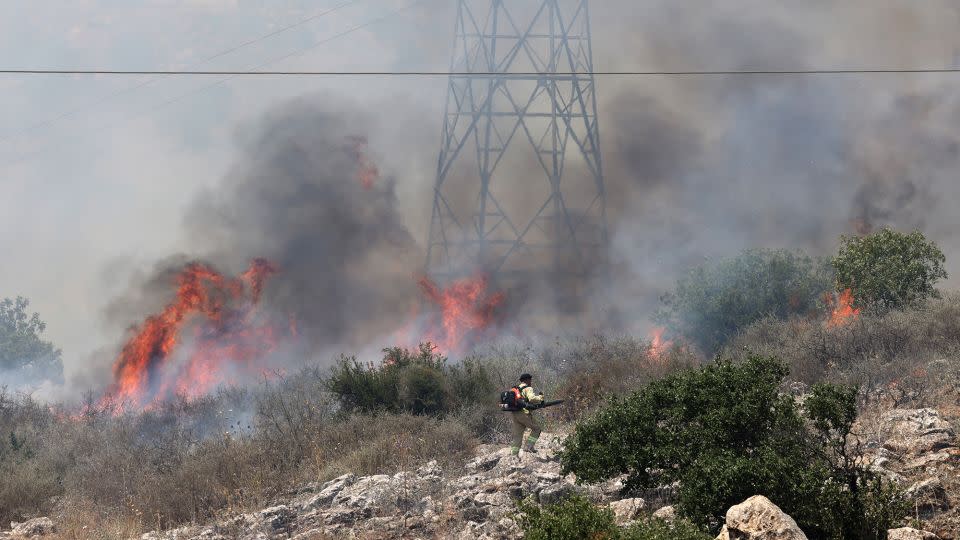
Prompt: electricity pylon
<box><xmin>425</xmin><ymin>0</ymin><xmax>608</xmax><ymax>307</ymax></box>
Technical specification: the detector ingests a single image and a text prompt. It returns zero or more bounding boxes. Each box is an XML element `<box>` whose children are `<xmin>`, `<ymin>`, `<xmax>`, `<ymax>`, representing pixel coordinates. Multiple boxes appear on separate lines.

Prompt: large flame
<box><xmin>412</xmin><ymin>275</ymin><xmax>505</xmax><ymax>356</ymax></box>
<box><xmin>827</xmin><ymin>288</ymin><xmax>861</xmax><ymax>327</ymax></box>
<box><xmin>103</xmin><ymin>258</ymin><xmax>284</xmax><ymax>411</ymax></box>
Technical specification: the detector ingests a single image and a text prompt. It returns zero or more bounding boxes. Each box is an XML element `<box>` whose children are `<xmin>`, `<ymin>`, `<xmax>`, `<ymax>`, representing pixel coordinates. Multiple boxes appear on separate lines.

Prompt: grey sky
<box><xmin>4</xmin><ymin>0</ymin><xmax>960</xmax><ymax>390</ymax></box>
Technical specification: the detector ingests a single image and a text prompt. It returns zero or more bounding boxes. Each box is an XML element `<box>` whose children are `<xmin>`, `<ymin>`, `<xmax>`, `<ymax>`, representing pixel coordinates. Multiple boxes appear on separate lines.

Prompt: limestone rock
<box><xmin>609</xmin><ymin>498</ymin><xmax>646</xmax><ymax>525</ymax></box>
<box><xmin>331</xmin><ymin>474</ymin><xmax>394</xmax><ymax>511</ymax></box>
<box><xmin>881</xmin><ymin>409</ymin><xmax>956</xmax><ymax>455</ymax></box>
<box><xmin>719</xmin><ymin>495</ymin><xmax>808</xmax><ymax>540</ymax></box>
<box><xmin>538</xmin><ymin>482</ymin><xmax>581</xmax><ymax>505</ymax></box>
<box><xmin>10</xmin><ymin>518</ymin><xmax>55</xmax><ymax>538</ymax></box>
<box><xmin>903</xmin><ymin>449</ymin><xmax>960</xmax><ymax>471</ymax></box>
<box><xmin>300</xmin><ymin>473</ymin><xmax>356</xmax><ymax>510</ymax></box>
<box><xmin>252</xmin><ymin>506</ymin><xmax>293</xmax><ymax>533</ymax></box>
<box><xmin>652</xmin><ymin>505</ymin><xmax>677</xmax><ymax>521</ymax></box>
<box><xmin>887</xmin><ymin>527</ymin><xmax>941</xmax><ymax>540</ymax></box>
<box><xmin>467</xmin><ymin>449</ymin><xmax>508</xmax><ymax>472</ymax></box>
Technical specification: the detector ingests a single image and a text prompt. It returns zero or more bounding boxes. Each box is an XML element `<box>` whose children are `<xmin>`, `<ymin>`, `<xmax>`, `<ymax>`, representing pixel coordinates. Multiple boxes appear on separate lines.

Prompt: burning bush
<box><xmin>833</xmin><ymin>227</ymin><xmax>947</xmax><ymax>312</ymax></box>
<box><xmin>326</xmin><ymin>343</ymin><xmax>495</xmax><ymax>417</ymax></box>
<box><xmin>655</xmin><ymin>249</ymin><xmax>832</xmax><ymax>355</ymax></box>
<box><xmin>726</xmin><ymin>293</ymin><xmax>960</xmax><ymax>406</ymax></box>
<box><xmin>102</xmin><ymin>258</ymin><xmax>288</xmax><ymax>412</ymax></box>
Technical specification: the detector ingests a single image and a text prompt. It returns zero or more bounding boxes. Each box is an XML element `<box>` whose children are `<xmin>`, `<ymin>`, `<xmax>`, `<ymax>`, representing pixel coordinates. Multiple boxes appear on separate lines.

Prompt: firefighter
<box><xmin>511</xmin><ymin>373</ymin><xmax>544</xmax><ymax>457</ymax></box>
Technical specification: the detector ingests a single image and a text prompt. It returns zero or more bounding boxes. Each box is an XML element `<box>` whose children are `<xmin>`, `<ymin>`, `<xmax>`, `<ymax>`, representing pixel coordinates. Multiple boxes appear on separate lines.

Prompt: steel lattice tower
<box><xmin>426</xmin><ymin>0</ymin><xmax>608</xmax><ymax>306</ymax></box>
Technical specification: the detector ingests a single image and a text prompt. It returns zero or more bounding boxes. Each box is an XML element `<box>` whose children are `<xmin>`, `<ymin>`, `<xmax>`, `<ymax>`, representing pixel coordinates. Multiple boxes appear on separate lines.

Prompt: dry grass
<box><xmin>0</xmin><ymin>365</ymin><xmax>483</xmax><ymax>536</ymax></box>
<box><xmin>725</xmin><ymin>293</ymin><xmax>960</xmax><ymax>409</ymax></box>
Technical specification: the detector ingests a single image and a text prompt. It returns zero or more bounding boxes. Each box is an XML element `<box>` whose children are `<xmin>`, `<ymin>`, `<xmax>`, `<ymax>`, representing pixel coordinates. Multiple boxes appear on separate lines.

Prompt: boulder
<box><xmin>609</xmin><ymin>498</ymin><xmax>646</xmax><ymax>525</ymax></box>
<box><xmin>331</xmin><ymin>474</ymin><xmax>394</xmax><ymax>511</ymax></box>
<box><xmin>537</xmin><ymin>482</ymin><xmax>582</xmax><ymax>505</ymax></box>
<box><xmin>881</xmin><ymin>409</ymin><xmax>956</xmax><ymax>455</ymax></box>
<box><xmin>652</xmin><ymin>505</ymin><xmax>677</xmax><ymax>521</ymax></box>
<box><xmin>717</xmin><ymin>495</ymin><xmax>808</xmax><ymax>540</ymax></box>
<box><xmin>10</xmin><ymin>518</ymin><xmax>55</xmax><ymax>538</ymax></box>
<box><xmin>299</xmin><ymin>473</ymin><xmax>356</xmax><ymax>510</ymax></box>
<box><xmin>887</xmin><ymin>527</ymin><xmax>941</xmax><ymax>540</ymax></box>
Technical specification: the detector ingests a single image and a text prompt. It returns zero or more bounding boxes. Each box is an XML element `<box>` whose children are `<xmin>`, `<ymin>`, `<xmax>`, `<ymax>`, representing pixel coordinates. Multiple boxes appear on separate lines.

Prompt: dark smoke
<box><xmin>98</xmin><ymin>2</ymin><xmax>960</xmax><ymax>371</ymax></box>
<box><xmin>101</xmin><ymin>97</ymin><xmax>423</xmax><ymax>366</ymax></box>
<box><xmin>184</xmin><ymin>97</ymin><xmax>421</xmax><ymax>352</ymax></box>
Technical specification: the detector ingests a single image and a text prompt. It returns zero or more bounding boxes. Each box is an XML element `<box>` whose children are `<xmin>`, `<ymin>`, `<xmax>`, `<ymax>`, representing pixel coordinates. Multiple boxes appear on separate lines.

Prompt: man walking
<box><xmin>511</xmin><ymin>373</ymin><xmax>544</xmax><ymax>457</ymax></box>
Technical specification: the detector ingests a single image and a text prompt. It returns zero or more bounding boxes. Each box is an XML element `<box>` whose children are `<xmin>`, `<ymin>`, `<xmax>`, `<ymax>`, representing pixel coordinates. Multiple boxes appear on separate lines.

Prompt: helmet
<box><xmin>519</xmin><ymin>373</ymin><xmax>533</xmax><ymax>383</ymax></box>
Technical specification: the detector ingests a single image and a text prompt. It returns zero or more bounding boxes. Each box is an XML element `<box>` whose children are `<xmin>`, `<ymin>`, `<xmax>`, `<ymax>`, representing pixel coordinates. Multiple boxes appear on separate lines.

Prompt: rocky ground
<box><xmin>858</xmin><ymin>408</ymin><xmax>960</xmax><ymax>538</ymax></box>
<box><xmin>3</xmin><ymin>407</ymin><xmax>958</xmax><ymax>539</ymax></box>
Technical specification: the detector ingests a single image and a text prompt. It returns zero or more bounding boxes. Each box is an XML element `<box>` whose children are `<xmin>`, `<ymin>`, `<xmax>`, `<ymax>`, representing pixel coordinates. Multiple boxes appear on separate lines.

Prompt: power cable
<box><xmin>0</xmin><ymin>0</ymin><xmax>365</xmax><ymax>143</ymax></box>
<box><xmin>4</xmin><ymin>68</ymin><xmax>960</xmax><ymax>76</ymax></box>
<box><xmin>2</xmin><ymin>0</ymin><xmax>435</xmax><ymax>168</ymax></box>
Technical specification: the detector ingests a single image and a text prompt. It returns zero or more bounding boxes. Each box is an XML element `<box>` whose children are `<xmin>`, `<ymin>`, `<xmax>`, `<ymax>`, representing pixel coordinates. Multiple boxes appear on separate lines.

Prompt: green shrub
<box><xmin>622</xmin><ymin>517</ymin><xmax>711</xmax><ymax>540</ymax></box>
<box><xmin>326</xmin><ymin>343</ymin><xmax>494</xmax><ymax>416</ymax></box>
<box><xmin>560</xmin><ymin>355</ymin><xmax>906</xmax><ymax>538</ymax></box>
<box><xmin>517</xmin><ymin>495</ymin><xmax>710</xmax><ymax>540</ymax></box>
<box><xmin>517</xmin><ymin>495</ymin><xmax>619</xmax><ymax>540</ymax></box>
<box><xmin>833</xmin><ymin>228</ymin><xmax>947</xmax><ymax>311</ymax></box>
<box><xmin>655</xmin><ymin>249</ymin><xmax>832</xmax><ymax>355</ymax></box>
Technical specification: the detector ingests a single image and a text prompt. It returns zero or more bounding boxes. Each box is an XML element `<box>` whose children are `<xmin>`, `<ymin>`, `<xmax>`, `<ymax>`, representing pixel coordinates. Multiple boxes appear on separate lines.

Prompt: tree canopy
<box><xmin>832</xmin><ymin>228</ymin><xmax>947</xmax><ymax>311</ymax></box>
<box><xmin>655</xmin><ymin>249</ymin><xmax>832</xmax><ymax>355</ymax></box>
<box><xmin>0</xmin><ymin>297</ymin><xmax>63</xmax><ymax>384</ymax></box>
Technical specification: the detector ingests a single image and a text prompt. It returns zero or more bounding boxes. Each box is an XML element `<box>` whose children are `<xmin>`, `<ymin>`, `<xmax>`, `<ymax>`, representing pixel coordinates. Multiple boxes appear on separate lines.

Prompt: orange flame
<box><xmin>648</xmin><ymin>326</ymin><xmax>673</xmax><ymax>360</ymax></box>
<box><xmin>411</xmin><ymin>275</ymin><xmax>505</xmax><ymax>355</ymax></box>
<box><xmin>346</xmin><ymin>135</ymin><xmax>380</xmax><ymax>190</ymax></box>
<box><xmin>103</xmin><ymin>258</ymin><xmax>285</xmax><ymax>411</ymax></box>
<box><xmin>827</xmin><ymin>288</ymin><xmax>860</xmax><ymax>327</ymax></box>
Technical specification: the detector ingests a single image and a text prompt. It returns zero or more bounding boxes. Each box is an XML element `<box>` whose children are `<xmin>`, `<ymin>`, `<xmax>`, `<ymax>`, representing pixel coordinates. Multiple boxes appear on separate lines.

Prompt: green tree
<box><xmin>832</xmin><ymin>228</ymin><xmax>947</xmax><ymax>310</ymax></box>
<box><xmin>656</xmin><ymin>249</ymin><xmax>832</xmax><ymax>355</ymax></box>
<box><xmin>0</xmin><ymin>297</ymin><xmax>63</xmax><ymax>384</ymax></box>
<box><xmin>559</xmin><ymin>355</ymin><xmax>905</xmax><ymax>538</ymax></box>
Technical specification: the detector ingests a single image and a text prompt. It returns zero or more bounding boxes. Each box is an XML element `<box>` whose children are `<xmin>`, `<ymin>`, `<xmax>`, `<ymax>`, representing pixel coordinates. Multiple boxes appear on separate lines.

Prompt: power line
<box><xmin>3</xmin><ymin>0</ymin><xmax>434</xmax><ymax>168</ymax></box>
<box><xmin>0</xmin><ymin>0</ymin><xmax>365</xmax><ymax>143</ymax></box>
<box><xmin>5</xmin><ymin>68</ymin><xmax>960</xmax><ymax>76</ymax></box>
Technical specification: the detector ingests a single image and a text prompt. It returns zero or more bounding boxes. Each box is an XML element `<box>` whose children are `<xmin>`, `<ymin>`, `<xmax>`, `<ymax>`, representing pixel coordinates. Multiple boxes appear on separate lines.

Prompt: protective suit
<box><xmin>510</xmin><ymin>382</ymin><xmax>544</xmax><ymax>455</ymax></box>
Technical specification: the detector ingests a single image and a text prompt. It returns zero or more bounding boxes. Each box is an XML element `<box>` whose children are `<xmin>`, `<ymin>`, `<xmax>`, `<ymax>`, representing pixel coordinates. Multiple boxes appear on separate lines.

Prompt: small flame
<box><xmin>827</xmin><ymin>288</ymin><xmax>861</xmax><ymax>327</ymax></box>
<box><xmin>346</xmin><ymin>135</ymin><xmax>380</xmax><ymax>190</ymax></box>
<box><xmin>648</xmin><ymin>326</ymin><xmax>673</xmax><ymax>360</ymax></box>
<box><xmin>102</xmin><ymin>258</ymin><xmax>287</xmax><ymax>411</ymax></box>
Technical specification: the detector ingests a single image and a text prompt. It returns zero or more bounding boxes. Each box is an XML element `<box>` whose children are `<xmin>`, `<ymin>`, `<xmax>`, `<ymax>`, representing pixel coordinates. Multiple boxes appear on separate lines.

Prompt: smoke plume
<box><xmin>89</xmin><ymin>1</ymin><xmax>960</xmax><ymax>396</ymax></box>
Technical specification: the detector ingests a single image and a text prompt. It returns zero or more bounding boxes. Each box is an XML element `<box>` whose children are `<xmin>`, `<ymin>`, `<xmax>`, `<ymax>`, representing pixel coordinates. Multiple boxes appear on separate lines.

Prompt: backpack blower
<box><xmin>499</xmin><ymin>386</ymin><xmax>564</xmax><ymax>411</ymax></box>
